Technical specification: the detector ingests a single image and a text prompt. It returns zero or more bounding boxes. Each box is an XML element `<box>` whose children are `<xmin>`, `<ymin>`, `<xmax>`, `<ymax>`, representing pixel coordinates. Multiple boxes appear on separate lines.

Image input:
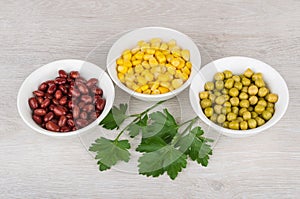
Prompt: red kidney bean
<box><xmin>32</xmin><ymin>115</ymin><xmax>42</xmax><ymax>125</ymax></box>
<box><xmin>75</xmin><ymin>77</ymin><xmax>87</xmax><ymax>84</ymax></box>
<box><xmin>86</xmin><ymin>78</ymin><xmax>98</xmax><ymax>88</ymax></box>
<box><xmin>58</xmin><ymin>115</ymin><xmax>67</xmax><ymax>127</ymax></box>
<box><xmin>77</xmin><ymin>83</ymin><xmax>89</xmax><ymax>94</ymax></box>
<box><xmin>54</xmin><ymin>77</ymin><xmax>67</xmax><ymax>85</ymax></box>
<box><xmin>89</xmin><ymin>112</ymin><xmax>98</xmax><ymax>120</ymax></box>
<box><xmin>72</xmin><ymin>127</ymin><xmax>77</xmax><ymax>131</ymax></box>
<box><xmin>45</xmin><ymin>121</ymin><xmax>60</xmax><ymax>132</ymax></box>
<box><xmin>80</xmin><ymin>111</ymin><xmax>88</xmax><ymax>120</ymax></box>
<box><xmin>59</xmin><ymin>96</ymin><xmax>67</xmax><ymax>105</ymax></box>
<box><xmin>96</xmin><ymin>110</ymin><xmax>101</xmax><ymax>117</ymax></box>
<box><xmin>93</xmin><ymin>95</ymin><xmax>101</xmax><ymax>103</ymax></box>
<box><xmin>38</xmin><ymin>82</ymin><xmax>48</xmax><ymax>91</ymax></box>
<box><xmin>96</xmin><ymin>98</ymin><xmax>106</xmax><ymax>111</ymax></box>
<box><xmin>58</xmin><ymin>70</ymin><xmax>68</xmax><ymax>78</ymax></box>
<box><xmin>58</xmin><ymin>85</ymin><xmax>68</xmax><ymax>94</ymax></box>
<box><xmin>28</xmin><ymin>97</ymin><xmax>39</xmax><ymax>109</ymax></box>
<box><xmin>49</xmin><ymin>104</ymin><xmax>55</xmax><ymax>111</ymax></box>
<box><xmin>66</xmin><ymin>113</ymin><xmax>73</xmax><ymax>119</ymax></box>
<box><xmin>44</xmin><ymin>112</ymin><xmax>54</xmax><ymax>122</ymax></box>
<box><xmin>47</xmin><ymin>84</ymin><xmax>57</xmax><ymax>94</ymax></box>
<box><xmin>70</xmin><ymin>71</ymin><xmax>80</xmax><ymax>79</ymax></box>
<box><xmin>69</xmin><ymin>88</ymin><xmax>81</xmax><ymax>98</ymax></box>
<box><xmin>78</xmin><ymin>101</ymin><xmax>85</xmax><ymax>109</ymax></box>
<box><xmin>36</xmin><ymin>97</ymin><xmax>43</xmax><ymax>104</ymax></box>
<box><xmin>34</xmin><ymin>108</ymin><xmax>47</xmax><ymax>116</ymax></box>
<box><xmin>41</xmin><ymin>98</ymin><xmax>51</xmax><ymax>108</ymax></box>
<box><xmin>68</xmin><ymin>100</ymin><xmax>74</xmax><ymax>109</ymax></box>
<box><xmin>92</xmin><ymin>87</ymin><xmax>103</xmax><ymax>96</ymax></box>
<box><xmin>72</xmin><ymin>105</ymin><xmax>80</xmax><ymax>119</ymax></box>
<box><xmin>83</xmin><ymin>104</ymin><xmax>94</xmax><ymax>112</ymax></box>
<box><xmin>45</xmin><ymin>80</ymin><xmax>55</xmax><ymax>86</ymax></box>
<box><xmin>76</xmin><ymin>119</ymin><xmax>88</xmax><ymax>127</ymax></box>
<box><xmin>67</xmin><ymin>77</ymin><xmax>73</xmax><ymax>82</ymax></box>
<box><xmin>52</xmin><ymin>98</ymin><xmax>59</xmax><ymax>105</ymax></box>
<box><xmin>67</xmin><ymin>119</ymin><xmax>75</xmax><ymax>127</ymax></box>
<box><xmin>60</xmin><ymin>126</ymin><xmax>71</xmax><ymax>132</ymax></box>
<box><xmin>81</xmin><ymin>95</ymin><xmax>92</xmax><ymax>104</ymax></box>
<box><xmin>44</xmin><ymin>93</ymin><xmax>53</xmax><ymax>99</ymax></box>
<box><xmin>33</xmin><ymin>90</ymin><xmax>44</xmax><ymax>97</ymax></box>
<box><xmin>55</xmin><ymin>90</ymin><xmax>62</xmax><ymax>99</ymax></box>
<box><xmin>53</xmin><ymin>106</ymin><xmax>66</xmax><ymax>116</ymax></box>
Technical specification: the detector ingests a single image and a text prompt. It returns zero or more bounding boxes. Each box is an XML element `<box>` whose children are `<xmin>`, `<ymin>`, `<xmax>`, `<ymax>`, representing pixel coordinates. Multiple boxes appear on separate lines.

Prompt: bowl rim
<box><xmin>189</xmin><ymin>56</ymin><xmax>289</xmax><ymax>136</ymax></box>
<box><xmin>106</xmin><ymin>26</ymin><xmax>201</xmax><ymax>100</ymax></box>
<box><xmin>17</xmin><ymin>59</ymin><xmax>115</xmax><ymax>137</ymax></box>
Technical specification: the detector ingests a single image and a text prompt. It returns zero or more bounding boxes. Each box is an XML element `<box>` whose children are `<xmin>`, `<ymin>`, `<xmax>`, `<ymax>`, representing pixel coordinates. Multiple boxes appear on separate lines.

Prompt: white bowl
<box><xmin>189</xmin><ymin>56</ymin><xmax>289</xmax><ymax>138</ymax></box>
<box><xmin>107</xmin><ymin>27</ymin><xmax>201</xmax><ymax>101</ymax></box>
<box><xmin>17</xmin><ymin>59</ymin><xmax>115</xmax><ymax>137</ymax></box>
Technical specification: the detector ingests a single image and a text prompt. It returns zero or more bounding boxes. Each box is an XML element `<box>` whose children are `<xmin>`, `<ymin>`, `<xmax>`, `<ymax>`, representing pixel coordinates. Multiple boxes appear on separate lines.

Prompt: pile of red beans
<box><xmin>28</xmin><ymin>70</ymin><xmax>106</xmax><ymax>132</ymax></box>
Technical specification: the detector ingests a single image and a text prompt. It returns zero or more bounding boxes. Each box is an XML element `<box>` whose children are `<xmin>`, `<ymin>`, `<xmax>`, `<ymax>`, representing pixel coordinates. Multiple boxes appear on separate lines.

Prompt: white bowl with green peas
<box><xmin>189</xmin><ymin>56</ymin><xmax>289</xmax><ymax>138</ymax></box>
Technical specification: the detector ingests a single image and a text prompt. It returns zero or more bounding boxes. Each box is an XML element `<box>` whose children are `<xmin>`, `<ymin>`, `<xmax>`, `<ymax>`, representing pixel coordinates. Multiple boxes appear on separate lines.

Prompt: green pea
<box><xmin>232</xmin><ymin>75</ymin><xmax>241</xmax><ymax>82</ymax></box>
<box><xmin>227</xmin><ymin>112</ymin><xmax>237</xmax><ymax>121</ymax></box>
<box><xmin>266</xmin><ymin>93</ymin><xmax>278</xmax><ymax>103</ymax></box>
<box><xmin>234</xmin><ymin>82</ymin><xmax>243</xmax><ymax>90</ymax></box>
<box><xmin>223</xmin><ymin>121</ymin><xmax>229</xmax><ymax>128</ymax></box>
<box><xmin>199</xmin><ymin>91</ymin><xmax>209</xmax><ymax>99</ymax></box>
<box><xmin>244</xmin><ymin>68</ymin><xmax>254</xmax><ymax>78</ymax></box>
<box><xmin>210</xmin><ymin>114</ymin><xmax>218</xmax><ymax>122</ymax></box>
<box><xmin>249</xmin><ymin>96</ymin><xmax>258</xmax><ymax>105</ymax></box>
<box><xmin>251</xmin><ymin>111</ymin><xmax>258</xmax><ymax>119</ymax></box>
<box><xmin>232</xmin><ymin>107</ymin><xmax>239</xmax><ymax>115</ymax></box>
<box><xmin>258</xmin><ymin>87</ymin><xmax>269</xmax><ymax>97</ymax></box>
<box><xmin>239</xmin><ymin>107</ymin><xmax>248</xmax><ymax>116</ymax></box>
<box><xmin>222</xmin><ymin>107</ymin><xmax>231</xmax><ymax>115</ymax></box>
<box><xmin>262</xmin><ymin>110</ymin><xmax>272</xmax><ymax>121</ymax></box>
<box><xmin>229</xmin><ymin>121</ymin><xmax>239</xmax><ymax>130</ymax></box>
<box><xmin>225</xmin><ymin>78</ymin><xmax>234</xmax><ymax>89</ymax></box>
<box><xmin>242</xmin><ymin>86</ymin><xmax>248</xmax><ymax>93</ymax></box>
<box><xmin>267</xmin><ymin>102</ymin><xmax>274</xmax><ymax>108</ymax></box>
<box><xmin>254</xmin><ymin>104</ymin><xmax>265</xmax><ymax>114</ymax></box>
<box><xmin>242</xmin><ymin>111</ymin><xmax>251</xmax><ymax>120</ymax></box>
<box><xmin>215</xmin><ymin>80</ymin><xmax>224</xmax><ymax>90</ymax></box>
<box><xmin>209</xmin><ymin>94</ymin><xmax>216</xmax><ymax>102</ymax></box>
<box><xmin>252</xmin><ymin>73</ymin><xmax>263</xmax><ymax>81</ymax></box>
<box><xmin>239</xmin><ymin>92</ymin><xmax>249</xmax><ymax>100</ymax></box>
<box><xmin>257</xmin><ymin>99</ymin><xmax>267</xmax><ymax>107</ymax></box>
<box><xmin>242</xmin><ymin>77</ymin><xmax>251</xmax><ymax>86</ymax></box>
<box><xmin>214</xmin><ymin>104</ymin><xmax>223</xmax><ymax>114</ymax></box>
<box><xmin>248</xmin><ymin>119</ymin><xmax>257</xmax><ymax>129</ymax></box>
<box><xmin>215</xmin><ymin>96</ymin><xmax>226</xmax><ymax>105</ymax></box>
<box><xmin>266</xmin><ymin>107</ymin><xmax>274</xmax><ymax>114</ymax></box>
<box><xmin>223</xmin><ymin>101</ymin><xmax>231</xmax><ymax>107</ymax></box>
<box><xmin>236</xmin><ymin>117</ymin><xmax>244</xmax><ymax>122</ymax></box>
<box><xmin>204</xmin><ymin>81</ymin><xmax>215</xmax><ymax>91</ymax></box>
<box><xmin>222</xmin><ymin>88</ymin><xmax>229</xmax><ymax>94</ymax></box>
<box><xmin>214</xmin><ymin>91</ymin><xmax>222</xmax><ymax>96</ymax></box>
<box><xmin>240</xmin><ymin>100</ymin><xmax>250</xmax><ymax>108</ymax></box>
<box><xmin>255</xmin><ymin>117</ymin><xmax>265</xmax><ymax>126</ymax></box>
<box><xmin>200</xmin><ymin>99</ymin><xmax>212</xmax><ymax>109</ymax></box>
<box><xmin>204</xmin><ymin>107</ymin><xmax>214</xmax><ymax>117</ymax></box>
<box><xmin>230</xmin><ymin>97</ymin><xmax>240</xmax><ymax>107</ymax></box>
<box><xmin>223</xmin><ymin>70</ymin><xmax>233</xmax><ymax>79</ymax></box>
<box><xmin>217</xmin><ymin>114</ymin><xmax>226</xmax><ymax>124</ymax></box>
<box><xmin>229</xmin><ymin>88</ymin><xmax>239</xmax><ymax>97</ymax></box>
<box><xmin>240</xmin><ymin>121</ymin><xmax>248</xmax><ymax>130</ymax></box>
<box><xmin>248</xmin><ymin>85</ymin><xmax>258</xmax><ymax>95</ymax></box>
<box><xmin>255</xmin><ymin>79</ymin><xmax>265</xmax><ymax>88</ymax></box>
<box><xmin>214</xmin><ymin>72</ymin><xmax>225</xmax><ymax>81</ymax></box>
<box><xmin>224</xmin><ymin>94</ymin><xmax>230</xmax><ymax>101</ymax></box>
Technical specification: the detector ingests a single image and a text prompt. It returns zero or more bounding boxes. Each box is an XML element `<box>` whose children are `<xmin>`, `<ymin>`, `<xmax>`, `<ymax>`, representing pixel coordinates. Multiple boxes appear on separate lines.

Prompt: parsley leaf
<box><xmin>127</xmin><ymin>115</ymin><xmax>148</xmax><ymax>138</ymax></box>
<box><xmin>99</xmin><ymin>104</ymin><xmax>128</xmax><ymax>130</ymax></box>
<box><xmin>89</xmin><ymin>137</ymin><xmax>131</xmax><ymax>171</ymax></box>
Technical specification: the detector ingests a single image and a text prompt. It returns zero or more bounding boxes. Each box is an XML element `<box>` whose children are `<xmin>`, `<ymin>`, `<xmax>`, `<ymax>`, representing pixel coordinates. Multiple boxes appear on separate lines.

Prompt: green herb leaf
<box><xmin>127</xmin><ymin>114</ymin><xmax>148</xmax><ymax>138</ymax></box>
<box><xmin>89</xmin><ymin>137</ymin><xmax>131</xmax><ymax>171</ymax></box>
<box><xmin>99</xmin><ymin>104</ymin><xmax>128</xmax><ymax>130</ymax></box>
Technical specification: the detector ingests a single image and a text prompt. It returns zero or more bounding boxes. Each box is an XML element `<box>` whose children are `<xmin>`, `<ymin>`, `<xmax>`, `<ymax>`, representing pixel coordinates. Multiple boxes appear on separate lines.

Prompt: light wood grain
<box><xmin>1</xmin><ymin>0</ymin><xmax>300</xmax><ymax>198</ymax></box>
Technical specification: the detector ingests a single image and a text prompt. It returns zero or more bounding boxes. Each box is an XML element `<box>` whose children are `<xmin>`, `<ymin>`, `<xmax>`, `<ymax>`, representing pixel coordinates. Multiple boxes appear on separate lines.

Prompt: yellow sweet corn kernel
<box><xmin>171</xmin><ymin>49</ymin><xmax>181</xmax><ymax>57</ymax></box>
<box><xmin>135</xmin><ymin>51</ymin><xmax>144</xmax><ymax>60</ymax></box>
<box><xmin>151</xmin><ymin>82</ymin><xmax>160</xmax><ymax>91</ymax></box>
<box><xmin>160</xmin><ymin>81</ymin><xmax>171</xmax><ymax>88</ymax></box>
<box><xmin>165</xmin><ymin>63</ymin><xmax>173</xmax><ymax>68</ymax></box>
<box><xmin>171</xmin><ymin>58</ymin><xmax>180</xmax><ymax>67</ymax></box>
<box><xmin>181</xmin><ymin>49</ymin><xmax>190</xmax><ymax>61</ymax></box>
<box><xmin>140</xmin><ymin>84</ymin><xmax>149</xmax><ymax>92</ymax></box>
<box><xmin>132</xmin><ymin>59</ymin><xmax>142</xmax><ymax>66</ymax></box>
<box><xmin>142</xmin><ymin>60</ymin><xmax>150</xmax><ymax>69</ymax></box>
<box><xmin>141</xmin><ymin>43</ymin><xmax>150</xmax><ymax>52</ymax></box>
<box><xmin>161</xmin><ymin>66</ymin><xmax>167</xmax><ymax>73</ymax></box>
<box><xmin>177</xmin><ymin>58</ymin><xmax>185</xmax><ymax>69</ymax></box>
<box><xmin>175</xmin><ymin>70</ymin><xmax>182</xmax><ymax>78</ymax></box>
<box><xmin>125</xmin><ymin>74</ymin><xmax>135</xmax><ymax>82</ymax></box>
<box><xmin>158</xmin><ymin>86</ymin><xmax>169</xmax><ymax>94</ymax></box>
<box><xmin>117</xmin><ymin>65</ymin><xmax>128</xmax><ymax>74</ymax></box>
<box><xmin>167</xmin><ymin>39</ymin><xmax>176</xmax><ymax>47</ymax></box>
<box><xmin>146</xmin><ymin>48</ymin><xmax>156</xmax><ymax>55</ymax></box>
<box><xmin>167</xmin><ymin>65</ymin><xmax>176</xmax><ymax>75</ymax></box>
<box><xmin>117</xmin><ymin>72</ymin><xmax>125</xmax><ymax>83</ymax></box>
<box><xmin>131</xmin><ymin>46</ymin><xmax>140</xmax><ymax>54</ymax></box>
<box><xmin>137</xmin><ymin>40</ymin><xmax>146</xmax><ymax>47</ymax></box>
<box><xmin>123</xmin><ymin>59</ymin><xmax>132</xmax><ymax>68</ymax></box>
<box><xmin>166</xmin><ymin>54</ymin><xmax>173</xmax><ymax>62</ymax></box>
<box><xmin>152</xmin><ymin>89</ymin><xmax>161</xmax><ymax>95</ymax></box>
<box><xmin>151</xmin><ymin>42</ymin><xmax>160</xmax><ymax>50</ymax></box>
<box><xmin>149</xmin><ymin>57</ymin><xmax>158</xmax><ymax>66</ymax></box>
<box><xmin>186</xmin><ymin>61</ymin><xmax>192</xmax><ymax>69</ymax></box>
<box><xmin>158</xmin><ymin>74</ymin><xmax>169</xmax><ymax>82</ymax></box>
<box><xmin>162</xmin><ymin>50</ymin><xmax>170</xmax><ymax>55</ymax></box>
<box><xmin>135</xmin><ymin>88</ymin><xmax>142</xmax><ymax>93</ymax></box>
<box><xmin>134</xmin><ymin>64</ymin><xmax>144</xmax><ymax>74</ymax></box>
<box><xmin>137</xmin><ymin>76</ymin><xmax>147</xmax><ymax>85</ymax></box>
<box><xmin>141</xmin><ymin>69</ymin><xmax>150</xmax><ymax>76</ymax></box>
<box><xmin>150</xmin><ymin>38</ymin><xmax>162</xmax><ymax>44</ymax></box>
<box><xmin>169</xmin><ymin>86</ymin><xmax>175</xmax><ymax>91</ymax></box>
<box><xmin>122</xmin><ymin>49</ymin><xmax>131</xmax><ymax>55</ymax></box>
<box><xmin>116</xmin><ymin>58</ymin><xmax>123</xmax><ymax>65</ymax></box>
<box><xmin>132</xmin><ymin>84</ymin><xmax>139</xmax><ymax>91</ymax></box>
<box><xmin>123</xmin><ymin>53</ymin><xmax>132</xmax><ymax>60</ymax></box>
<box><xmin>182</xmin><ymin>67</ymin><xmax>191</xmax><ymax>76</ymax></box>
<box><xmin>143</xmin><ymin>89</ymin><xmax>151</xmax><ymax>94</ymax></box>
<box><xmin>172</xmin><ymin>79</ymin><xmax>183</xmax><ymax>89</ymax></box>
<box><xmin>126</xmin><ymin>81</ymin><xmax>133</xmax><ymax>88</ymax></box>
<box><xmin>169</xmin><ymin>45</ymin><xmax>180</xmax><ymax>52</ymax></box>
<box><xmin>150</xmin><ymin>66</ymin><xmax>161</xmax><ymax>74</ymax></box>
<box><xmin>160</xmin><ymin>43</ymin><xmax>168</xmax><ymax>51</ymax></box>
<box><xmin>144</xmin><ymin>73</ymin><xmax>154</xmax><ymax>82</ymax></box>
<box><xmin>127</xmin><ymin>67</ymin><xmax>134</xmax><ymax>75</ymax></box>
<box><xmin>143</xmin><ymin>54</ymin><xmax>153</xmax><ymax>61</ymax></box>
<box><xmin>131</xmin><ymin>56</ymin><xmax>136</xmax><ymax>61</ymax></box>
<box><xmin>155</xmin><ymin>52</ymin><xmax>166</xmax><ymax>63</ymax></box>
<box><xmin>166</xmin><ymin>72</ymin><xmax>174</xmax><ymax>80</ymax></box>
<box><xmin>179</xmin><ymin>72</ymin><xmax>189</xmax><ymax>81</ymax></box>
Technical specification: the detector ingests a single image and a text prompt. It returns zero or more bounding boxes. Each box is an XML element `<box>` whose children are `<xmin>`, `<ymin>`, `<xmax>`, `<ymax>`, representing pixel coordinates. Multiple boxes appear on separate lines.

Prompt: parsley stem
<box><xmin>171</xmin><ymin>117</ymin><xmax>198</xmax><ymax>146</ymax></box>
<box><xmin>178</xmin><ymin>116</ymin><xmax>199</xmax><ymax>127</ymax></box>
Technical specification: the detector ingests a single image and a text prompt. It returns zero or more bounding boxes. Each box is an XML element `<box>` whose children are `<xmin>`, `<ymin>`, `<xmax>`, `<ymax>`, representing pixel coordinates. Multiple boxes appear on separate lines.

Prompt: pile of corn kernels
<box><xmin>116</xmin><ymin>38</ymin><xmax>192</xmax><ymax>94</ymax></box>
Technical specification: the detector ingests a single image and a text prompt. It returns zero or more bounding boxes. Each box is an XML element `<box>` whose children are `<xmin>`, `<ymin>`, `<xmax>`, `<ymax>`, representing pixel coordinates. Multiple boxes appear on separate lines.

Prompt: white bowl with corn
<box><xmin>107</xmin><ymin>27</ymin><xmax>201</xmax><ymax>101</ymax></box>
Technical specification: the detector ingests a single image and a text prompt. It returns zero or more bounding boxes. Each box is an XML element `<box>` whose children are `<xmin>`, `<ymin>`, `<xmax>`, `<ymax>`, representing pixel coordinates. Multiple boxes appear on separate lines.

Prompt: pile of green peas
<box><xmin>199</xmin><ymin>68</ymin><xmax>278</xmax><ymax>130</ymax></box>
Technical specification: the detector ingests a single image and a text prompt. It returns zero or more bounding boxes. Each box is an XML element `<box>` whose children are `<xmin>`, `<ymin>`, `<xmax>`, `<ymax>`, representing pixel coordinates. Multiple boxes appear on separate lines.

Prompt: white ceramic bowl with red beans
<box><xmin>17</xmin><ymin>59</ymin><xmax>115</xmax><ymax>137</ymax></box>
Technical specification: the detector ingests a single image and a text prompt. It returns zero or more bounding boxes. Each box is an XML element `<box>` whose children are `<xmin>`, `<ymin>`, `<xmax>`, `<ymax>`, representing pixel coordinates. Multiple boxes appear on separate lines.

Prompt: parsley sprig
<box><xmin>89</xmin><ymin>101</ymin><xmax>213</xmax><ymax>180</ymax></box>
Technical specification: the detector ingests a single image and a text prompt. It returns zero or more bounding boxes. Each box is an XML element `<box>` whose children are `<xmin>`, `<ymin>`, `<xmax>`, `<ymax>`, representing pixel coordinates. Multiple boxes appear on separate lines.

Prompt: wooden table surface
<box><xmin>1</xmin><ymin>1</ymin><xmax>299</xmax><ymax>198</ymax></box>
